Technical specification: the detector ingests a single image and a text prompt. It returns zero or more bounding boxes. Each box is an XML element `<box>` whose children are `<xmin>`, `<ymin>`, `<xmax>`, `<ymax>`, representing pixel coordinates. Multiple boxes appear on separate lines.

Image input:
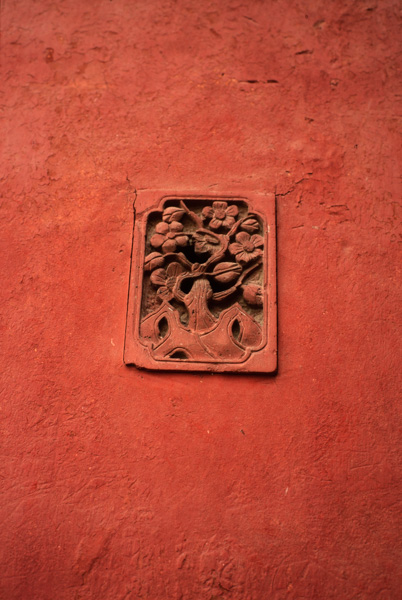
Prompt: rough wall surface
<box><xmin>1</xmin><ymin>1</ymin><xmax>401</xmax><ymax>598</ymax></box>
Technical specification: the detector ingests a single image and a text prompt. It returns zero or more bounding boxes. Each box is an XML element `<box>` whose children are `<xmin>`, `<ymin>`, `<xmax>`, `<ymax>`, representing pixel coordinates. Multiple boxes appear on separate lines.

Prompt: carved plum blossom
<box><xmin>229</xmin><ymin>232</ymin><xmax>263</xmax><ymax>264</ymax></box>
<box><xmin>202</xmin><ymin>201</ymin><xmax>238</xmax><ymax>230</ymax></box>
<box><xmin>150</xmin><ymin>262</ymin><xmax>186</xmax><ymax>301</ymax></box>
<box><xmin>150</xmin><ymin>221</ymin><xmax>189</xmax><ymax>254</ymax></box>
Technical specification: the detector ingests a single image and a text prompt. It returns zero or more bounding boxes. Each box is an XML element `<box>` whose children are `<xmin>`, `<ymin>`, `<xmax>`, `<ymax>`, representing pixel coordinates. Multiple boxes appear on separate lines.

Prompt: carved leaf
<box><xmin>241</xmin><ymin>218</ymin><xmax>260</xmax><ymax>233</ymax></box>
<box><xmin>213</xmin><ymin>262</ymin><xmax>242</xmax><ymax>283</ymax></box>
<box><xmin>162</xmin><ymin>206</ymin><xmax>185</xmax><ymax>223</ymax></box>
<box><xmin>144</xmin><ymin>252</ymin><xmax>164</xmax><ymax>271</ymax></box>
<box><xmin>194</xmin><ymin>231</ymin><xmax>220</xmax><ymax>254</ymax></box>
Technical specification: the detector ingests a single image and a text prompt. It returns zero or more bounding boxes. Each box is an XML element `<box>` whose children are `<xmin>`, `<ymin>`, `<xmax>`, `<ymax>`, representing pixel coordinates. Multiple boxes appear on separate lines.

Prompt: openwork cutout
<box><xmin>125</xmin><ymin>192</ymin><xmax>276</xmax><ymax>373</ymax></box>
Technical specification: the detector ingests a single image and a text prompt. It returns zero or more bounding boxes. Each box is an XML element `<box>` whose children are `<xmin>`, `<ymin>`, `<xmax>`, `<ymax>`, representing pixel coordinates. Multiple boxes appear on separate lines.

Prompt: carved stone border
<box><xmin>124</xmin><ymin>190</ymin><xmax>277</xmax><ymax>373</ymax></box>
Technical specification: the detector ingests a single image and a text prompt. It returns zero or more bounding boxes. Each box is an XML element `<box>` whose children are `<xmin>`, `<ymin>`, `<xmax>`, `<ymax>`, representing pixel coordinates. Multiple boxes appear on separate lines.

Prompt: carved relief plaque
<box><xmin>124</xmin><ymin>191</ymin><xmax>277</xmax><ymax>373</ymax></box>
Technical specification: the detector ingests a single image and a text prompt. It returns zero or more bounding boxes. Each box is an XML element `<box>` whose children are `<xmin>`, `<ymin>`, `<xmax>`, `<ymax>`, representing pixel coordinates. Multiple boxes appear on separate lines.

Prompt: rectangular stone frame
<box><xmin>124</xmin><ymin>190</ymin><xmax>277</xmax><ymax>373</ymax></box>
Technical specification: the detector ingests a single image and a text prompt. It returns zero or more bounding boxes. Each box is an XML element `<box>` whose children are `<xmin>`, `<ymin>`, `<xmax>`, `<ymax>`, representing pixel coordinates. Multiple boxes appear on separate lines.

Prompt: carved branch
<box><xmin>194</xmin><ymin>228</ymin><xmax>221</xmax><ymax>240</ymax></box>
<box><xmin>202</xmin><ymin>235</ymin><xmax>229</xmax><ymax>271</ymax></box>
<box><xmin>180</xmin><ymin>200</ymin><xmax>203</xmax><ymax>228</ymax></box>
<box><xmin>162</xmin><ymin>252</ymin><xmax>193</xmax><ymax>269</ymax></box>
<box><xmin>171</xmin><ymin>273</ymin><xmax>187</xmax><ymax>303</ymax></box>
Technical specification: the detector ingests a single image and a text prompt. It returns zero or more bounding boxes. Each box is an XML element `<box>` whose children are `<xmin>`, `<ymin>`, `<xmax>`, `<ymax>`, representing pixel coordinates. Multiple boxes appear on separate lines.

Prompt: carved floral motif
<box><xmin>140</xmin><ymin>199</ymin><xmax>265</xmax><ymax>362</ymax></box>
<box><xmin>150</xmin><ymin>221</ymin><xmax>189</xmax><ymax>254</ymax></box>
<box><xmin>202</xmin><ymin>201</ymin><xmax>239</xmax><ymax>230</ymax></box>
<box><xmin>229</xmin><ymin>232</ymin><xmax>264</xmax><ymax>263</ymax></box>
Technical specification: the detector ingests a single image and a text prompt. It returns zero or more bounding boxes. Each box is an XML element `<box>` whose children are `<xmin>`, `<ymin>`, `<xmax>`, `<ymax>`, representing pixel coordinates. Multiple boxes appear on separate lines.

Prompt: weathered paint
<box><xmin>1</xmin><ymin>1</ymin><xmax>401</xmax><ymax>599</ymax></box>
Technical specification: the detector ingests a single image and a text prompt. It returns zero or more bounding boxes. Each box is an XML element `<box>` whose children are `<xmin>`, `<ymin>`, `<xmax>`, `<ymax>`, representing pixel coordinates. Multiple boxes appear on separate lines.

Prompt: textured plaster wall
<box><xmin>1</xmin><ymin>1</ymin><xmax>401</xmax><ymax>599</ymax></box>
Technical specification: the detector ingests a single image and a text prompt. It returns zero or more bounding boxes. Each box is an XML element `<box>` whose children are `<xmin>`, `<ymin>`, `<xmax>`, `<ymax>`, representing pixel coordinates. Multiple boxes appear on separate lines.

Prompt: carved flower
<box><xmin>150</xmin><ymin>221</ymin><xmax>189</xmax><ymax>254</ymax></box>
<box><xmin>202</xmin><ymin>201</ymin><xmax>238</xmax><ymax>230</ymax></box>
<box><xmin>150</xmin><ymin>262</ymin><xmax>185</xmax><ymax>301</ymax></box>
<box><xmin>229</xmin><ymin>232</ymin><xmax>263</xmax><ymax>263</ymax></box>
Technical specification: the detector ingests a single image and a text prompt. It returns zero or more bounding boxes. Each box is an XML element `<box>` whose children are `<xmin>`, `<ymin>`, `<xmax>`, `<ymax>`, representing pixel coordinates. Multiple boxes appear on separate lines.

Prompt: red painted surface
<box><xmin>1</xmin><ymin>1</ymin><xmax>401</xmax><ymax>599</ymax></box>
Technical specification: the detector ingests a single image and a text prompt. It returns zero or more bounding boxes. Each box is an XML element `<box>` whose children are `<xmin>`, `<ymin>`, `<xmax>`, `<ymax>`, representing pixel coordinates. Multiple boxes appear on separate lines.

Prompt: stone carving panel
<box><xmin>125</xmin><ymin>192</ymin><xmax>276</xmax><ymax>373</ymax></box>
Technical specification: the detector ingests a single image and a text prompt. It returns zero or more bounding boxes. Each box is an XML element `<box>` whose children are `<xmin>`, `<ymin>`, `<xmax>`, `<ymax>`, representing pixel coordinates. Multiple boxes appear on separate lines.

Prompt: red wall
<box><xmin>1</xmin><ymin>1</ymin><xmax>401</xmax><ymax>598</ymax></box>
